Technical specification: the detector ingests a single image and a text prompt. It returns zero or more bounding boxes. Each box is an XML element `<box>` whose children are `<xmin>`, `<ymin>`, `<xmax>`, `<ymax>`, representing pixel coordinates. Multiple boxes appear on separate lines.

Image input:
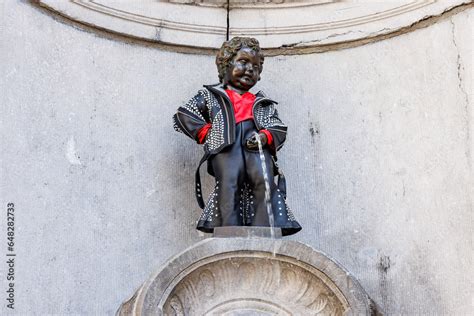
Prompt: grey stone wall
<box><xmin>1</xmin><ymin>1</ymin><xmax>472</xmax><ymax>314</ymax></box>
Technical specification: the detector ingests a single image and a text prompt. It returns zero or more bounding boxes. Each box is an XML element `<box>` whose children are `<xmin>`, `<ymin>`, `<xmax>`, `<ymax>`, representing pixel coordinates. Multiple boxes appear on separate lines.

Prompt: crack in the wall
<box><xmin>450</xmin><ymin>18</ymin><xmax>471</xmax><ymax>169</ymax></box>
<box><xmin>226</xmin><ymin>0</ymin><xmax>230</xmax><ymax>41</ymax></box>
<box><xmin>281</xmin><ymin>29</ymin><xmax>366</xmax><ymax>48</ymax></box>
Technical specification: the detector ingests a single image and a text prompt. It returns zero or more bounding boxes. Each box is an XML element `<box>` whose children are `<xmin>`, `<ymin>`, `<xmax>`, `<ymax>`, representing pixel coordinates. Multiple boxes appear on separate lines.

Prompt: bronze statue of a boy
<box><xmin>173</xmin><ymin>37</ymin><xmax>301</xmax><ymax>236</ymax></box>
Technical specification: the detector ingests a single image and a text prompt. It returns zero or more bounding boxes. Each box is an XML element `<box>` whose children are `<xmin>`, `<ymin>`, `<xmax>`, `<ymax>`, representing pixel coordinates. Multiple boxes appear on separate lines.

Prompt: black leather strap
<box><xmin>273</xmin><ymin>158</ymin><xmax>287</xmax><ymax>199</ymax></box>
<box><xmin>195</xmin><ymin>153</ymin><xmax>210</xmax><ymax>209</ymax></box>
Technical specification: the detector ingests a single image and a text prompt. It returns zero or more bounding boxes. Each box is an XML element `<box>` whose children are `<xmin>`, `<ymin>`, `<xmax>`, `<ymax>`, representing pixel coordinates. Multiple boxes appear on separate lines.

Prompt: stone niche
<box><xmin>118</xmin><ymin>230</ymin><xmax>377</xmax><ymax>315</ymax></box>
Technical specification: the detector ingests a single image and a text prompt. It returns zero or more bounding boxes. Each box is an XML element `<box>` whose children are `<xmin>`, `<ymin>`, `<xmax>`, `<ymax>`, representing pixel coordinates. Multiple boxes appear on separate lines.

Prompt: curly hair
<box><xmin>216</xmin><ymin>37</ymin><xmax>264</xmax><ymax>83</ymax></box>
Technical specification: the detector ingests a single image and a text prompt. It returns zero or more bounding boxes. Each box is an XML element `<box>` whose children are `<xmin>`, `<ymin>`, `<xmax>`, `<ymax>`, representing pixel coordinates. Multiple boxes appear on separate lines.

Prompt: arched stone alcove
<box><xmin>37</xmin><ymin>0</ymin><xmax>470</xmax><ymax>53</ymax></box>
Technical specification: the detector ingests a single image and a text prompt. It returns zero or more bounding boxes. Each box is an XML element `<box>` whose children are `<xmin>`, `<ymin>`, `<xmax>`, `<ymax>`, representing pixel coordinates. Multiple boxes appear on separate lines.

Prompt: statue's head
<box><xmin>216</xmin><ymin>37</ymin><xmax>264</xmax><ymax>92</ymax></box>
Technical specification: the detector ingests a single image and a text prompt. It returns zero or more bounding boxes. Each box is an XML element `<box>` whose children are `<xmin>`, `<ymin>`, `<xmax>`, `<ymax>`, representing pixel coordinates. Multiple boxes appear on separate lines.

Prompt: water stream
<box><xmin>255</xmin><ymin>133</ymin><xmax>275</xmax><ymax>241</ymax></box>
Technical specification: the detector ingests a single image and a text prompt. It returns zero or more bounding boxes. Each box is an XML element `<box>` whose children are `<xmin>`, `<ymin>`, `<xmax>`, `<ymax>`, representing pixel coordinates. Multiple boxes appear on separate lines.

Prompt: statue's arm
<box><xmin>265</xmin><ymin>105</ymin><xmax>288</xmax><ymax>152</ymax></box>
<box><xmin>173</xmin><ymin>90</ymin><xmax>210</xmax><ymax>143</ymax></box>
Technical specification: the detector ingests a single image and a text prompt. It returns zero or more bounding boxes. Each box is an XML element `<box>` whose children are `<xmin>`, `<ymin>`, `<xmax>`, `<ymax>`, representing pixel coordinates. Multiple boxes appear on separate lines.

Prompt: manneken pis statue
<box><xmin>173</xmin><ymin>37</ymin><xmax>301</xmax><ymax>236</ymax></box>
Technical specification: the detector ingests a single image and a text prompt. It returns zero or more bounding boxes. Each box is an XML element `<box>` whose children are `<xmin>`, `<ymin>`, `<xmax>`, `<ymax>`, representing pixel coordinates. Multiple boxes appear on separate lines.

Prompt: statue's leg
<box><xmin>210</xmin><ymin>128</ymin><xmax>245</xmax><ymax>226</ymax></box>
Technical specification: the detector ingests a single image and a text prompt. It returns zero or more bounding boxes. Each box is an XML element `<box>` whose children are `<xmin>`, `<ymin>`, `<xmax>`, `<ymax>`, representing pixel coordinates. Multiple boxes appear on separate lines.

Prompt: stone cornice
<box><xmin>35</xmin><ymin>0</ymin><xmax>473</xmax><ymax>55</ymax></box>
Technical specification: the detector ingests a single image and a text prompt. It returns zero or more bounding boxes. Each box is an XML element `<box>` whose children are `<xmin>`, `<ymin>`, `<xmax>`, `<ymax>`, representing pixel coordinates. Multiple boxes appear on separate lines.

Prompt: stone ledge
<box><xmin>213</xmin><ymin>226</ymin><xmax>283</xmax><ymax>238</ymax></box>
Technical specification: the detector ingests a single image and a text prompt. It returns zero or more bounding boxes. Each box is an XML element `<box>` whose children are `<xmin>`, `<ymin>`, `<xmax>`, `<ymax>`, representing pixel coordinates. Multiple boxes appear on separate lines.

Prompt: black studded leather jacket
<box><xmin>173</xmin><ymin>84</ymin><xmax>288</xmax><ymax>156</ymax></box>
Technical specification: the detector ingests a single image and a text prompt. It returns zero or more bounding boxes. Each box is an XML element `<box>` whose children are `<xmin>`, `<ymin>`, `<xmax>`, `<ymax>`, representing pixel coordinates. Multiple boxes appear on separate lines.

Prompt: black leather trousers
<box><xmin>210</xmin><ymin>120</ymin><xmax>276</xmax><ymax>226</ymax></box>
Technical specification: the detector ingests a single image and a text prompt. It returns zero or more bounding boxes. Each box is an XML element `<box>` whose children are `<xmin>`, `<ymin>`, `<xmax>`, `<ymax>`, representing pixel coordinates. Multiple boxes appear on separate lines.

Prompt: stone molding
<box><xmin>117</xmin><ymin>237</ymin><xmax>376</xmax><ymax>315</ymax></box>
<box><xmin>165</xmin><ymin>0</ymin><xmax>335</xmax><ymax>9</ymax></box>
<box><xmin>37</xmin><ymin>0</ymin><xmax>471</xmax><ymax>53</ymax></box>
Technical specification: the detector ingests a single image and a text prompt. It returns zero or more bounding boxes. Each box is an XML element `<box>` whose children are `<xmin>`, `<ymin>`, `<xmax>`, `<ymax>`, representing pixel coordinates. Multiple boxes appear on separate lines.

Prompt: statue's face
<box><xmin>225</xmin><ymin>47</ymin><xmax>261</xmax><ymax>92</ymax></box>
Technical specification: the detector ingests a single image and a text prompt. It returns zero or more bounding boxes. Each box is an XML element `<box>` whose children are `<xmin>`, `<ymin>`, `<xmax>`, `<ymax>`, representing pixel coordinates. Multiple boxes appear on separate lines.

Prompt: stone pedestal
<box><xmin>118</xmin><ymin>228</ymin><xmax>378</xmax><ymax>315</ymax></box>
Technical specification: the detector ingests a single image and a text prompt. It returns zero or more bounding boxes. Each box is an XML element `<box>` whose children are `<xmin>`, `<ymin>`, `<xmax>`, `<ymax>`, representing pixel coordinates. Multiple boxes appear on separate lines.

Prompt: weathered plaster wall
<box><xmin>1</xmin><ymin>1</ymin><xmax>472</xmax><ymax>314</ymax></box>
